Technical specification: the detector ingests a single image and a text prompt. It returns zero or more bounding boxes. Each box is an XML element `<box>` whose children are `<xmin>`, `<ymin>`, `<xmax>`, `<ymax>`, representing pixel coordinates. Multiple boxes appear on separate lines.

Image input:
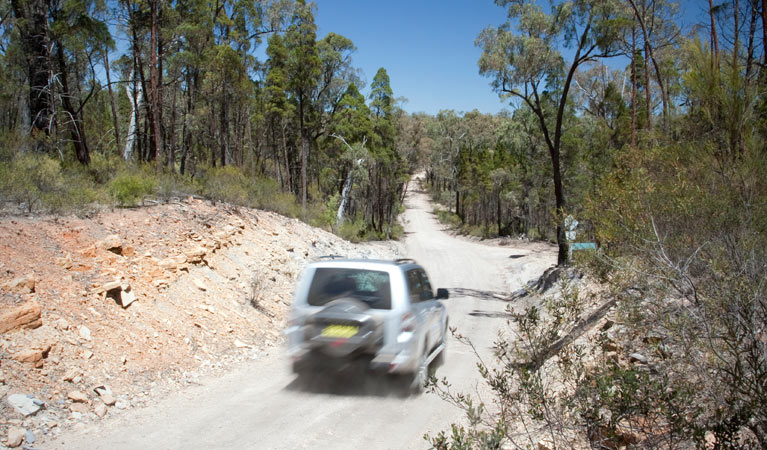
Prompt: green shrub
<box><xmin>108</xmin><ymin>173</ymin><xmax>156</xmax><ymax>207</ymax></box>
<box><xmin>252</xmin><ymin>176</ymin><xmax>301</xmax><ymax>218</ymax></box>
<box><xmin>0</xmin><ymin>153</ymin><xmax>101</xmax><ymax>213</ymax></box>
<box><xmin>338</xmin><ymin>218</ymin><xmax>367</xmax><ymax>243</ymax></box>
<box><xmin>201</xmin><ymin>166</ymin><xmax>252</xmax><ymax>206</ymax></box>
<box><xmin>2</xmin><ymin>153</ymin><xmax>66</xmax><ymax>212</ymax></box>
<box><xmin>434</xmin><ymin>208</ymin><xmax>462</xmax><ymax>229</ymax></box>
<box><xmin>88</xmin><ymin>152</ymin><xmax>126</xmax><ymax>185</ymax></box>
<box><xmin>153</xmin><ymin>170</ymin><xmax>200</xmax><ymax>201</ymax></box>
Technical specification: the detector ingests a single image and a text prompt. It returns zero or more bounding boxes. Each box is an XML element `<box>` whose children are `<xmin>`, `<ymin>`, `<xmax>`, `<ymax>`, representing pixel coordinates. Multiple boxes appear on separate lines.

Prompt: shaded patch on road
<box><xmin>508</xmin><ymin>254</ymin><xmax>526</xmax><ymax>259</ymax></box>
<box><xmin>450</xmin><ymin>287</ymin><xmax>510</xmax><ymax>302</ymax></box>
<box><xmin>468</xmin><ymin>310</ymin><xmax>512</xmax><ymax>319</ymax></box>
<box><xmin>284</xmin><ymin>364</ymin><xmax>420</xmax><ymax>398</ymax></box>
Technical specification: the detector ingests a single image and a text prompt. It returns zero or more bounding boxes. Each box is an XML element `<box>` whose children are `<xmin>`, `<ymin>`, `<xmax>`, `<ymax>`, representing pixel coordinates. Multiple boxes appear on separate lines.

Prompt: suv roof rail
<box><xmin>395</xmin><ymin>258</ymin><xmax>417</xmax><ymax>265</ymax></box>
<box><xmin>317</xmin><ymin>254</ymin><xmax>344</xmax><ymax>260</ymax></box>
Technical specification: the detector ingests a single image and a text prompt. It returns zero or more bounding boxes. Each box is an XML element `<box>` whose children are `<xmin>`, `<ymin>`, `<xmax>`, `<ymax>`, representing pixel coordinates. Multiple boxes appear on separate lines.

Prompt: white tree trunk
<box><xmin>332</xmin><ymin>134</ymin><xmax>365</xmax><ymax>226</ymax></box>
<box><xmin>123</xmin><ymin>70</ymin><xmax>142</xmax><ymax>161</ymax></box>
<box><xmin>337</xmin><ymin>169</ymin><xmax>355</xmax><ymax>226</ymax></box>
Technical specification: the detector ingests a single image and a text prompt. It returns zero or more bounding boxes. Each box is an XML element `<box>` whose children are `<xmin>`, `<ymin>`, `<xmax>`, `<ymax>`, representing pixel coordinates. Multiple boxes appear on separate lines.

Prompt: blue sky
<box><xmin>313</xmin><ymin>0</ymin><xmax>509</xmax><ymax>115</ymax></box>
<box><xmin>311</xmin><ymin>0</ymin><xmax>710</xmax><ymax>116</ymax></box>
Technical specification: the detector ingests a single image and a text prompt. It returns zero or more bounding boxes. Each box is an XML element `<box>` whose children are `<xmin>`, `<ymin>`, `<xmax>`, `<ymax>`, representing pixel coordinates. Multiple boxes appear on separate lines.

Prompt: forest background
<box><xmin>2</xmin><ymin>0</ymin><xmax>767</xmax><ymax>446</ymax></box>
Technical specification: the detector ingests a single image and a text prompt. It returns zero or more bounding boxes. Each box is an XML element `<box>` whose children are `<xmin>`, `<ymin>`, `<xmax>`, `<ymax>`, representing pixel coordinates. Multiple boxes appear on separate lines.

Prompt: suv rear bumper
<box><xmin>287</xmin><ymin>335</ymin><xmax>421</xmax><ymax>375</ymax></box>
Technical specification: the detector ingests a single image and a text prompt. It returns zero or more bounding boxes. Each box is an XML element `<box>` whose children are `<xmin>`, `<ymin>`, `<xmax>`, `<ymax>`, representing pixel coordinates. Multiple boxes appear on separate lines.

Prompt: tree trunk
<box><xmin>244</xmin><ymin>103</ymin><xmax>253</xmax><ymax>170</ymax></box>
<box><xmin>103</xmin><ymin>50</ymin><xmax>121</xmax><ymax>152</ymax></box>
<box><xmin>644</xmin><ymin>37</ymin><xmax>652</xmax><ymax>132</ymax></box>
<box><xmin>281</xmin><ymin>120</ymin><xmax>292</xmax><ymax>193</ymax></box>
<box><xmin>11</xmin><ymin>0</ymin><xmax>53</xmax><ymax>137</ymax></box>
<box><xmin>709</xmin><ymin>0</ymin><xmax>720</xmax><ymax>67</ymax></box>
<box><xmin>762</xmin><ymin>0</ymin><xmax>767</xmax><ymax>65</ymax></box>
<box><xmin>745</xmin><ymin>1</ymin><xmax>757</xmax><ymax>83</ymax></box>
<box><xmin>168</xmin><ymin>77</ymin><xmax>177</xmax><ymax>172</ymax></box>
<box><xmin>337</xmin><ymin>167</ymin><xmax>354</xmax><ymax>226</ymax></box>
<box><xmin>149</xmin><ymin>0</ymin><xmax>162</xmax><ymax>166</ymax></box>
<box><xmin>209</xmin><ymin>104</ymin><xmax>216</xmax><ymax>167</ymax></box>
<box><xmin>271</xmin><ymin>121</ymin><xmax>282</xmax><ymax>186</ymax></box>
<box><xmin>55</xmin><ymin>41</ymin><xmax>90</xmax><ymax>165</ymax></box>
<box><xmin>300</xmin><ymin>98</ymin><xmax>308</xmax><ymax>208</ymax></box>
<box><xmin>631</xmin><ymin>24</ymin><xmax>637</xmax><ymax>147</ymax></box>
<box><xmin>124</xmin><ymin>68</ymin><xmax>141</xmax><ymax>160</ymax></box>
<box><xmin>220</xmin><ymin>94</ymin><xmax>228</xmax><ymax>167</ymax></box>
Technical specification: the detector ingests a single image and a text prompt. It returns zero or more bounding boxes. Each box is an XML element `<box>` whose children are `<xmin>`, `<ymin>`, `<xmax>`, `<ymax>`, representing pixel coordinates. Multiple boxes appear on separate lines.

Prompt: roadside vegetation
<box><xmin>425</xmin><ymin>0</ymin><xmax>767</xmax><ymax>449</ymax></box>
<box><xmin>0</xmin><ymin>0</ymin><xmax>412</xmax><ymax>241</ymax></box>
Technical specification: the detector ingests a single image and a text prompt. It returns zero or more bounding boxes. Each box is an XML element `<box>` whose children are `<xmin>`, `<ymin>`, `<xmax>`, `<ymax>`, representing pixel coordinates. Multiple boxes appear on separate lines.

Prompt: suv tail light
<box><xmin>401</xmin><ymin>312</ymin><xmax>415</xmax><ymax>332</ymax></box>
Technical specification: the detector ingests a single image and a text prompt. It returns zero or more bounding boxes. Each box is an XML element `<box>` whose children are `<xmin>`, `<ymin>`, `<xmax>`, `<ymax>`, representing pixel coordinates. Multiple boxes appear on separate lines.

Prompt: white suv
<box><xmin>285</xmin><ymin>258</ymin><xmax>449</xmax><ymax>392</ymax></box>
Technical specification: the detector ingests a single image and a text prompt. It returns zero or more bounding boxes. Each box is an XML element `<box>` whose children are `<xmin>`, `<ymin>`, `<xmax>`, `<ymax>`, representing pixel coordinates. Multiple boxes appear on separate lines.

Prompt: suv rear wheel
<box><xmin>409</xmin><ymin>346</ymin><xmax>429</xmax><ymax>394</ymax></box>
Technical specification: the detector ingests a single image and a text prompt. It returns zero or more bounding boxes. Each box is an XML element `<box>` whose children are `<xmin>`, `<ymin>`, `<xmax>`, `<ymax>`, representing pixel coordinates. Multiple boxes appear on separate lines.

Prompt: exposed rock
<box><xmin>184</xmin><ymin>246</ymin><xmax>206</xmax><ymax>263</ymax></box>
<box><xmin>93</xmin><ymin>386</ymin><xmax>115</xmax><ymax>406</ymax></box>
<box><xmin>25</xmin><ymin>430</ymin><xmax>35</xmax><ymax>444</ymax></box>
<box><xmin>11</xmin><ymin>345</ymin><xmax>50</xmax><ymax>367</ymax></box>
<box><xmin>629</xmin><ymin>353</ymin><xmax>648</xmax><ymax>364</ymax></box>
<box><xmin>7</xmin><ymin>394</ymin><xmax>43</xmax><ymax>416</ymax></box>
<box><xmin>120</xmin><ymin>286</ymin><xmax>137</xmax><ymax>308</ymax></box>
<box><xmin>602</xmin><ymin>341</ymin><xmax>619</xmax><ymax>352</ymax></box>
<box><xmin>53</xmin><ymin>317</ymin><xmax>70</xmax><ymax>331</ymax></box>
<box><xmin>159</xmin><ymin>255</ymin><xmax>188</xmax><ymax>271</ymax></box>
<box><xmin>234</xmin><ymin>339</ymin><xmax>250</xmax><ymax>348</ymax></box>
<box><xmin>69</xmin><ymin>402</ymin><xmax>89</xmax><ymax>414</ymax></box>
<box><xmin>94</xmin><ymin>385</ymin><xmax>113</xmax><ymax>396</ymax></box>
<box><xmin>99</xmin><ymin>393</ymin><xmax>116</xmax><ymax>406</ymax></box>
<box><xmin>0</xmin><ymin>301</ymin><xmax>42</xmax><ymax>333</ymax></box>
<box><xmin>193</xmin><ymin>279</ymin><xmax>207</xmax><ymax>291</ymax></box>
<box><xmin>79</xmin><ymin>325</ymin><xmax>92</xmax><ymax>341</ymax></box>
<box><xmin>1</xmin><ymin>275</ymin><xmax>36</xmax><ymax>294</ymax></box>
<box><xmin>94</xmin><ymin>402</ymin><xmax>108</xmax><ymax>417</ymax></box>
<box><xmin>537</xmin><ymin>440</ymin><xmax>553</xmax><ymax>450</ymax></box>
<box><xmin>100</xmin><ymin>234</ymin><xmax>123</xmax><ymax>254</ymax></box>
<box><xmin>6</xmin><ymin>427</ymin><xmax>24</xmax><ymax>448</ymax></box>
<box><xmin>0</xmin><ymin>385</ymin><xmax>9</xmax><ymax>399</ymax></box>
<box><xmin>68</xmin><ymin>390</ymin><xmax>89</xmax><ymax>403</ymax></box>
<box><xmin>56</xmin><ymin>253</ymin><xmax>73</xmax><ymax>269</ymax></box>
<box><xmin>93</xmin><ymin>280</ymin><xmax>121</xmax><ymax>294</ymax></box>
<box><xmin>63</xmin><ymin>368</ymin><xmax>81</xmax><ymax>382</ymax></box>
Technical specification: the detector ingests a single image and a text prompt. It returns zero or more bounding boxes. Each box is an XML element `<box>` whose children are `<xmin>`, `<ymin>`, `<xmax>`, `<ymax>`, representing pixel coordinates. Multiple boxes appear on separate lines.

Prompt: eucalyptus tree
<box><xmin>285</xmin><ymin>0</ymin><xmax>320</xmax><ymax>208</ymax></box>
<box><xmin>477</xmin><ymin>0</ymin><xmax>625</xmax><ymax>266</ymax></box>
<box><xmin>426</xmin><ymin>109</ymin><xmax>469</xmax><ymax>212</ymax></box>
<box><xmin>312</xmin><ymin>32</ymin><xmax>357</xmax><ymax>140</ymax></box>
<box><xmin>325</xmin><ymin>83</ymin><xmax>373</xmax><ymax>224</ymax></box>
<box><xmin>9</xmin><ymin>0</ymin><xmax>53</xmax><ymax>138</ymax></box>
<box><xmin>395</xmin><ymin>112</ymin><xmax>434</xmax><ymax>175</ymax></box>
<box><xmin>10</xmin><ymin>0</ymin><xmax>112</xmax><ymax>164</ymax></box>
<box><xmin>367</xmin><ymin>67</ymin><xmax>404</xmax><ymax>237</ymax></box>
<box><xmin>264</xmin><ymin>33</ymin><xmax>292</xmax><ymax>190</ymax></box>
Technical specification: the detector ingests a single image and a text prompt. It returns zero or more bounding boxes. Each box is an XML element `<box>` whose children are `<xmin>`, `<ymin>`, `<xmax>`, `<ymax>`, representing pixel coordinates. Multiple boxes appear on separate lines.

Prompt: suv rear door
<box><xmin>406</xmin><ymin>268</ymin><xmax>439</xmax><ymax>351</ymax></box>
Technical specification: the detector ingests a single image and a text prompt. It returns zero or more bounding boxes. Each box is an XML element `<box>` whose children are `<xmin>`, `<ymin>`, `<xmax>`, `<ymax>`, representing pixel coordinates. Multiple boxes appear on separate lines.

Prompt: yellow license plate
<box><xmin>321</xmin><ymin>324</ymin><xmax>358</xmax><ymax>339</ymax></box>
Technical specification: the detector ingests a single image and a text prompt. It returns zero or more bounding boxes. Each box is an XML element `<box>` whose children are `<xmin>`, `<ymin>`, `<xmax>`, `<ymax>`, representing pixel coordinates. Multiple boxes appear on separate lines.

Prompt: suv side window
<box><xmin>407</xmin><ymin>269</ymin><xmax>424</xmax><ymax>303</ymax></box>
<box><xmin>418</xmin><ymin>270</ymin><xmax>434</xmax><ymax>300</ymax></box>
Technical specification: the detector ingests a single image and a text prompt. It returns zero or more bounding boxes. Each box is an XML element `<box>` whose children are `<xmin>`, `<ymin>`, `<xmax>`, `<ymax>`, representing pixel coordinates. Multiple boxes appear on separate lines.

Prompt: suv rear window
<box><xmin>307</xmin><ymin>268</ymin><xmax>392</xmax><ymax>309</ymax></box>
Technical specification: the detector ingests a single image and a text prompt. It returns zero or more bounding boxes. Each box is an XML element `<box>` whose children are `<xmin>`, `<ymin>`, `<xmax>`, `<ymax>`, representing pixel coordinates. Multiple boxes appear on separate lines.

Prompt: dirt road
<box><xmin>45</xmin><ymin>180</ymin><xmax>555</xmax><ymax>449</ymax></box>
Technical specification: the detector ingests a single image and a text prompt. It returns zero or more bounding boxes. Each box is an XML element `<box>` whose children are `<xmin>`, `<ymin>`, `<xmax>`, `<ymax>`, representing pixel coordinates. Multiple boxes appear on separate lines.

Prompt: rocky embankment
<box><xmin>0</xmin><ymin>198</ymin><xmax>398</xmax><ymax>448</ymax></box>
